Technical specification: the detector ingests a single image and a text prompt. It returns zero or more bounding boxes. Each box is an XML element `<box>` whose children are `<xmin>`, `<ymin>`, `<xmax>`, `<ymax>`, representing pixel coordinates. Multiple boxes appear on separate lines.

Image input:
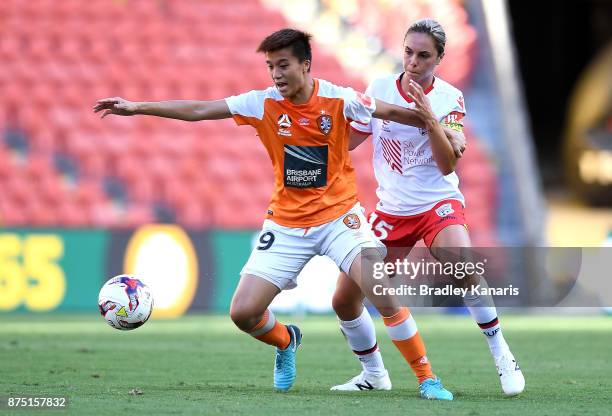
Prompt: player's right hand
<box><xmin>93</xmin><ymin>97</ymin><xmax>139</xmax><ymax>118</ymax></box>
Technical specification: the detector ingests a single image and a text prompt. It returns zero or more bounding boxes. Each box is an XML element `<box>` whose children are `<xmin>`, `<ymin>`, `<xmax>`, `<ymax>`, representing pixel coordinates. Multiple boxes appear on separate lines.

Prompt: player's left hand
<box><xmin>446</xmin><ymin>129</ymin><xmax>466</xmax><ymax>158</ymax></box>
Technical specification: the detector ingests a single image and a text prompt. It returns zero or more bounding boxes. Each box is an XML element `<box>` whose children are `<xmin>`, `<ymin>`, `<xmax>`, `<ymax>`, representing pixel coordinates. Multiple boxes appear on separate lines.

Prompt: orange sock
<box><xmin>383</xmin><ymin>308</ymin><xmax>434</xmax><ymax>383</ymax></box>
<box><xmin>247</xmin><ymin>309</ymin><xmax>290</xmax><ymax>349</ymax></box>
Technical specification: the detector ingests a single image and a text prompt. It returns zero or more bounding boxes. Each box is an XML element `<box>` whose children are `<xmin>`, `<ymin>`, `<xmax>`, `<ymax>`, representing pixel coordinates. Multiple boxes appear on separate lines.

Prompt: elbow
<box><xmin>189</xmin><ymin>111</ymin><xmax>205</xmax><ymax>122</ymax></box>
<box><xmin>439</xmin><ymin>160</ymin><xmax>456</xmax><ymax>176</ymax></box>
<box><xmin>444</xmin><ymin>163</ymin><xmax>457</xmax><ymax>176</ymax></box>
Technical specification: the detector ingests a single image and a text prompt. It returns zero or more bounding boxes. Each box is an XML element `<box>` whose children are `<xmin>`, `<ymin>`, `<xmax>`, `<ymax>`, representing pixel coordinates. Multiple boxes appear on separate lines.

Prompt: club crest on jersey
<box><xmin>343</xmin><ymin>214</ymin><xmax>361</xmax><ymax>229</ymax></box>
<box><xmin>317</xmin><ymin>114</ymin><xmax>332</xmax><ymax>135</ymax></box>
<box><xmin>435</xmin><ymin>203</ymin><xmax>455</xmax><ymax>217</ymax></box>
<box><xmin>277</xmin><ymin>113</ymin><xmax>292</xmax><ymax>137</ymax></box>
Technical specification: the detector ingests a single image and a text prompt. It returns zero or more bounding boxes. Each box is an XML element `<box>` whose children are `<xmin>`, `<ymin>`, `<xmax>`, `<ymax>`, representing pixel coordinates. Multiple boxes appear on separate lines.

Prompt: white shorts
<box><xmin>241</xmin><ymin>203</ymin><xmax>386</xmax><ymax>290</ymax></box>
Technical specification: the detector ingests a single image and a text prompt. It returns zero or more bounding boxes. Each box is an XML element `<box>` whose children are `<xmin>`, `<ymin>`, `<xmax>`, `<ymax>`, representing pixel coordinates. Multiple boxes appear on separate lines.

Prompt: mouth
<box><xmin>275</xmin><ymin>82</ymin><xmax>289</xmax><ymax>92</ymax></box>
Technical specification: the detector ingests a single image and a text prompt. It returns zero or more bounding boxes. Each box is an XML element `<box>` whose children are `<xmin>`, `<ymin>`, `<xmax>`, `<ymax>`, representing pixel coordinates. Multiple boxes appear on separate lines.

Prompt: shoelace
<box><xmin>497</xmin><ymin>355</ymin><xmax>514</xmax><ymax>372</ymax></box>
<box><xmin>421</xmin><ymin>379</ymin><xmax>442</xmax><ymax>391</ymax></box>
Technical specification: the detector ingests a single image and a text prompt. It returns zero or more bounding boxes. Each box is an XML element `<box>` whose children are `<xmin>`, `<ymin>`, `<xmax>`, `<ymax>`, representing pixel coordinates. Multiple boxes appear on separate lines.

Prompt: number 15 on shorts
<box><xmin>369</xmin><ymin>213</ymin><xmax>393</xmax><ymax>241</ymax></box>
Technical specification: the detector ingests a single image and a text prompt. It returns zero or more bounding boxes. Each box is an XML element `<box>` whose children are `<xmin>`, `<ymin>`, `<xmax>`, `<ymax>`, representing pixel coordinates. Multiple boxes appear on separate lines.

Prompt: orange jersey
<box><xmin>225</xmin><ymin>79</ymin><xmax>376</xmax><ymax>228</ymax></box>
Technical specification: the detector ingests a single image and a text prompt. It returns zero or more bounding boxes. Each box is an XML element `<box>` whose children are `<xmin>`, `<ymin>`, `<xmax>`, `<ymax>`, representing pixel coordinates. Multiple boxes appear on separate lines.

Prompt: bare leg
<box><xmin>230</xmin><ymin>274</ymin><xmax>291</xmax><ymax>349</ymax></box>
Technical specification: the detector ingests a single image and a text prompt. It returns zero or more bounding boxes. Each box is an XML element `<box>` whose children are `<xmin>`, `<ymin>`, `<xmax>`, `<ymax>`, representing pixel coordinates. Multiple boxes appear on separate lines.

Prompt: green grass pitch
<box><xmin>1</xmin><ymin>314</ymin><xmax>610</xmax><ymax>415</ymax></box>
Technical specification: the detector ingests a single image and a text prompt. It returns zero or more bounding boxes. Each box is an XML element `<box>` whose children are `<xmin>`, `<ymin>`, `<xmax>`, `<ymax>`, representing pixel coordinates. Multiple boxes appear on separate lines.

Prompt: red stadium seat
<box><xmin>0</xmin><ymin>0</ymin><xmax>491</xmax><ymax>231</ymax></box>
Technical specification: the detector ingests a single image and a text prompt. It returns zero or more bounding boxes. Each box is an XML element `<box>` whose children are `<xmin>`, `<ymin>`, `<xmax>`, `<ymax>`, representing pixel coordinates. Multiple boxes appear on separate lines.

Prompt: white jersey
<box><xmin>351</xmin><ymin>74</ymin><xmax>466</xmax><ymax>215</ymax></box>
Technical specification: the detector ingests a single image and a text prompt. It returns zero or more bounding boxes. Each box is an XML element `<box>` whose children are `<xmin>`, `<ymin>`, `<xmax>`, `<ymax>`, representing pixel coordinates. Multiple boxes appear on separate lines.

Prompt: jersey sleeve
<box><xmin>441</xmin><ymin>93</ymin><xmax>466</xmax><ymax>132</ymax></box>
<box><xmin>349</xmin><ymin>82</ymin><xmax>374</xmax><ymax>135</ymax></box>
<box><xmin>342</xmin><ymin>86</ymin><xmax>377</xmax><ymax>126</ymax></box>
<box><xmin>225</xmin><ymin>90</ymin><xmax>266</xmax><ymax>127</ymax></box>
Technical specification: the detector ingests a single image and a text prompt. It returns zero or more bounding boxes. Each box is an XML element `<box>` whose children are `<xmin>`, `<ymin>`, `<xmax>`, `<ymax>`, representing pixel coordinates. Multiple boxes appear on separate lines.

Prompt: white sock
<box><xmin>463</xmin><ymin>280</ymin><xmax>510</xmax><ymax>359</ymax></box>
<box><xmin>339</xmin><ymin>306</ymin><xmax>386</xmax><ymax>376</ymax></box>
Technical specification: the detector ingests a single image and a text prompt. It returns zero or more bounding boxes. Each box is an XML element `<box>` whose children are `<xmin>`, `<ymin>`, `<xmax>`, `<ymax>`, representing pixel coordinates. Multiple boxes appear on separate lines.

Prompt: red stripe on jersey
<box><xmin>380</xmin><ymin>138</ymin><xmax>401</xmax><ymax>164</ymax></box>
<box><xmin>380</xmin><ymin>137</ymin><xmax>402</xmax><ymax>173</ymax></box>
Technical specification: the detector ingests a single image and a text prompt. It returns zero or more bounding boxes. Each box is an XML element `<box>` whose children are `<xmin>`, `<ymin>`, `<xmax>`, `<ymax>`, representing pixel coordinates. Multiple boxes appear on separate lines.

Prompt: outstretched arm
<box><xmin>93</xmin><ymin>97</ymin><xmax>232</xmax><ymax>121</ymax></box>
<box><xmin>372</xmin><ymin>100</ymin><xmax>425</xmax><ymax>128</ymax></box>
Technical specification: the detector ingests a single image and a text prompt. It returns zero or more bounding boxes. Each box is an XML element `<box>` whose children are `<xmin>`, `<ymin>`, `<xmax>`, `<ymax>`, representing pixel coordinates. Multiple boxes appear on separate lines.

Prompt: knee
<box><xmin>460</xmin><ymin>273</ymin><xmax>483</xmax><ymax>289</ymax></box>
<box><xmin>360</xmin><ymin>248</ymin><xmax>384</xmax><ymax>265</ymax></box>
<box><xmin>229</xmin><ymin>300</ymin><xmax>259</xmax><ymax>331</ymax></box>
<box><xmin>332</xmin><ymin>290</ymin><xmax>362</xmax><ymax>320</ymax></box>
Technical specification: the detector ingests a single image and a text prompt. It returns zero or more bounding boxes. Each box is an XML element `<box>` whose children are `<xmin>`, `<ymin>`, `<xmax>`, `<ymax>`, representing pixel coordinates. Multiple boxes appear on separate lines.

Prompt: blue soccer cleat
<box><xmin>274</xmin><ymin>324</ymin><xmax>302</xmax><ymax>392</ymax></box>
<box><xmin>419</xmin><ymin>377</ymin><xmax>454</xmax><ymax>400</ymax></box>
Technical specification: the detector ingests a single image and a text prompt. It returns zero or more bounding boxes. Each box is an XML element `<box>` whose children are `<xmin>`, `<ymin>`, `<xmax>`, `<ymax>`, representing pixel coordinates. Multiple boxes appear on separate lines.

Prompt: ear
<box><xmin>303</xmin><ymin>59</ymin><xmax>311</xmax><ymax>73</ymax></box>
<box><xmin>436</xmin><ymin>52</ymin><xmax>445</xmax><ymax>64</ymax></box>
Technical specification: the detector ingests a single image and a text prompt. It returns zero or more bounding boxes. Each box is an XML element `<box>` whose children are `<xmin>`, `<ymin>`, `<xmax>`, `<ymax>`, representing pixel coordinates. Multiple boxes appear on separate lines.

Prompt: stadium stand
<box><xmin>0</xmin><ymin>0</ymin><xmax>496</xmax><ymax>243</ymax></box>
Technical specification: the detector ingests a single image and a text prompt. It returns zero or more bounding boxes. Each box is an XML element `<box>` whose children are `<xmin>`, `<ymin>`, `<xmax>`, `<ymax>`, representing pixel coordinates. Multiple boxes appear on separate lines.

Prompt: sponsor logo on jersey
<box><xmin>317</xmin><ymin>114</ymin><xmax>333</xmax><ymax>135</ymax></box>
<box><xmin>381</xmin><ymin>119</ymin><xmax>391</xmax><ymax>132</ymax></box>
<box><xmin>277</xmin><ymin>113</ymin><xmax>292</xmax><ymax>137</ymax></box>
<box><xmin>343</xmin><ymin>213</ymin><xmax>361</xmax><ymax>229</ymax></box>
<box><xmin>283</xmin><ymin>144</ymin><xmax>328</xmax><ymax>188</ymax></box>
<box><xmin>298</xmin><ymin>117</ymin><xmax>310</xmax><ymax>126</ymax></box>
<box><xmin>435</xmin><ymin>203</ymin><xmax>455</xmax><ymax>217</ymax></box>
<box><xmin>380</xmin><ymin>137</ymin><xmax>402</xmax><ymax>174</ymax></box>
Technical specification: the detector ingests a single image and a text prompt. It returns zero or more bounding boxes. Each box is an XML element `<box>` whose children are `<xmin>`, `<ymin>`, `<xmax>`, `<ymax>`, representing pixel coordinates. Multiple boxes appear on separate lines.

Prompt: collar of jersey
<box><xmin>282</xmin><ymin>79</ymin><xmax>319</xmax><ymax>107</ymax></box>
<box><xmin>396</xmin><ymin>73</ymin><xmax>435</xmax><ymax>104</ymax></box>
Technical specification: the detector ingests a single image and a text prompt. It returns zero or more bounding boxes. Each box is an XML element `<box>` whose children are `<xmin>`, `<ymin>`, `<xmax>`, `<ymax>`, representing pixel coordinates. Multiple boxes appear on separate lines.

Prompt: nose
<box><xmin>271</xmin><ymin>66</ymin><xmax>282</xmax><ymax>80</ymax></box>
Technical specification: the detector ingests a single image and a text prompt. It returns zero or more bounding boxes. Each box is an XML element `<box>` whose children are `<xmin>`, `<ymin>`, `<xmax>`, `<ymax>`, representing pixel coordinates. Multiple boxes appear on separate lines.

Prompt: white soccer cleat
<box><xmin>496</xmin><ymin>352</ymin><xmax>525</xmax><ymax>396</ymax></box>
<box><xmin>330</xmin><ymin>370</ymin><xmax>392</xmax><ymax>391</ymax></box>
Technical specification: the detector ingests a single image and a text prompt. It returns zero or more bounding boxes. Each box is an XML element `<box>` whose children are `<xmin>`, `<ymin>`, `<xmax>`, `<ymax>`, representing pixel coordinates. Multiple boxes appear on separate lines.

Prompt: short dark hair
<box><xmin>257</xmin><ymin>28</ymin><xmax>312</xmax><ymax>69</ymax></box>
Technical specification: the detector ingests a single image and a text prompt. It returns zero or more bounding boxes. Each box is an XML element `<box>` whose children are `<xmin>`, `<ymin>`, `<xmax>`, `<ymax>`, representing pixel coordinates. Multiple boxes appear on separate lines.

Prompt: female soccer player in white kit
<box><xmin>331</xmin><ymin>19</ymin><xmax>525</xmax><ymax>396</ymax></box>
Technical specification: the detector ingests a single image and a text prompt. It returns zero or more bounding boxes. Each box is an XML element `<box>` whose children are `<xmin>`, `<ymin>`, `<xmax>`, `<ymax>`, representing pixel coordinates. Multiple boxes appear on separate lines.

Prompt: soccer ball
<box><xmin>98</xmin><ymin>275</ymin><xmax>154</xmax><ymax>330</ymax></box>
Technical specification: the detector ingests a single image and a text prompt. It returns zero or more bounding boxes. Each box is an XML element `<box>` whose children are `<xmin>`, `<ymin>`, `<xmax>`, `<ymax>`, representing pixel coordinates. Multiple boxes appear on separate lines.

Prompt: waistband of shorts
<box><xmin>376</xmin><ymin>198</ymin><xmax>464</xmax><ymax>218</ymax></box>
<box><xmin>264</xmin><ymin>202</ymin><xmax>363</xmax><ymax>231</ymax></box>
